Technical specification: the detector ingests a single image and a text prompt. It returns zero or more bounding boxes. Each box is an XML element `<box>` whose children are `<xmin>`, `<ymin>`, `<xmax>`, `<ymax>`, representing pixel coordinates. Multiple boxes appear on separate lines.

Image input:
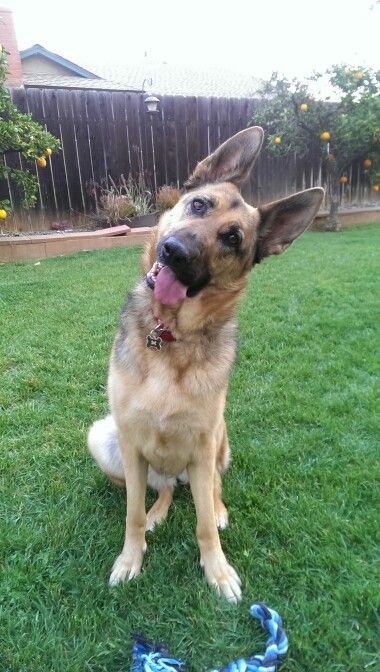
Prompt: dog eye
<box><xmin>220</xmin><ymin>228</ymin><xmax>242</xmax><ymax>248</ymax></box>
<box><xmin>227</xmin><ymin>231</ymin><xmax>240</xmax><ymax>246</ymax></box>
<box><xmin>190</xmin><ymin>198</ymin><xmax>208</xmax><ymax>216</ymax></box>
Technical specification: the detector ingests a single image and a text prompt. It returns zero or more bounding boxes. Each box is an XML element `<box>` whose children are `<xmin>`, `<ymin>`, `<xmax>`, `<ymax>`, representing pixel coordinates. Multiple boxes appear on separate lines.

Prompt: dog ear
<box><xmin>184</xmin><ymin>127</ymin><xmax>264</xmax><ymax>190</ymax></box>
<box><xmin>253</xmin><ymin>188</ymin><xmax>324</xmax><ymax>263</ymax></box>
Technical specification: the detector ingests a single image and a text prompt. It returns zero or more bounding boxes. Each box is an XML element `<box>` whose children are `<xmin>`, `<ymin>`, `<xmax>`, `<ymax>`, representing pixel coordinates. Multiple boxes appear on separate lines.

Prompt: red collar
<box><xmin>152</xmin><ymin>313</ymin><xmax>176</xmax><ymax>342</ymax></box>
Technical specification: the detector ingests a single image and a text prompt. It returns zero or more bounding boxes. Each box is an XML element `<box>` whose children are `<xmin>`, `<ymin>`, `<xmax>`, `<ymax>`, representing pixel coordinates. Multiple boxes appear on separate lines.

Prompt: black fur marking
<box><xmin>113</xmin><ymin>292</ymin><xmax>139</xmax><ymax>369</ymax></box>
<box><xmin>252</xmin><ymin>240</ymin><xmax>264</xmax><ymax>265</ymax></box>
<box><xmin>186</xmin><ymin>272</ymin><xmax>211</xmax><ymax>297</ymax></box>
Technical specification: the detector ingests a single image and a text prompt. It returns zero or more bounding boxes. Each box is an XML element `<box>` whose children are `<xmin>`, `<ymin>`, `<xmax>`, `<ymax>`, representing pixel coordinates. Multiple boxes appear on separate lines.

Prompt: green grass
<box><xmin>1</xmin><ymin>225</ymin><xmax>379</xmax><ymax>672</ymax></box>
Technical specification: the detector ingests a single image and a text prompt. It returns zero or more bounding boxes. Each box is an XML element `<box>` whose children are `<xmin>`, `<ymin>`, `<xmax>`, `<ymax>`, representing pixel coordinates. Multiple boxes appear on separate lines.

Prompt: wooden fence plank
<box><xmin>186</xmin><ymin>96</ymin><xmax>199</xmax><ymax>177</ymax></box>
<box><xmin>218</xmin><ymin>97</ymin><xmax>230</xmax><ymax>144</ymax></box>
<box><xmin>197</xmin><ymin>96</ymin><xmax>210</xmax><ymax>160</ymax></box>
<box><xmin>295</xmin><ymin>154</ymin><xmax>305</xmax><ymax>193</ymax></box>
<box><xmin>112</xmin><ymin>91</ymin><xmax>131</xmax><ymax>182</ymax></box>
<box><xmin>56</xmin><ymin>89</ymin><xmax>84</xmax><ymax>212</ymax></box>
<box><xmin>242</xmin><ymin>98</ymin><xmax>253</xmax><ymax>131</ymax></box>
<box><xmin>255</xmin><ymin>154</ymin><xmax>266</xmax><ymax>206</ymax></box>
<box><xmin>99</xmin><ymin>90</ymin><xmax>119</xmax><ymax>185</ymax></box>
<box><xmin>174</xmin><ymin>96</ymin><xmax>188</xmax><ymax>187</ymax></box>
<box><xmin>41</xmin><ymin>88</ymin><xmax>70</xmax><ymax>215</ymax></box>
<box><xmin>151</xmin><ymin>101</ymin><xmax>167</xmax><ymax>189</ymax></box>
<box><xmin>209</xmin><ymin>96</ymin><xmax>220</xmax><ymax>151</ymax></box>
<box><xmin>125</xmin><ymin>93</ymin><xmax>142</xmax><ymax>181</ymax></box>
<box><xmin>228</xmin><ymin>97</ymin><xmax>242</xmax><ymax>137</ymax></box>
<box><xmin>140</xmin><ymin>96</ymin><xmax>156</xmax><ymax>193</ymax></box>
<box><xmin>162</xmin><ymin>96</ymin><xmax>177</xmax><ymax>186</ymax></box>
<box><xmin>71</xmin><ymin>90</ymin><xmax>95</xmax><ymax>212</ymax></box>
<box><xmin>138</xmin><ymin>93</ymin><xmax>151</xmax><ymax>188</ymax></box>
<box><xmin>85</xmin><ymin>90</ymin><xmax>107</xmax><ymax>202</ymax></box>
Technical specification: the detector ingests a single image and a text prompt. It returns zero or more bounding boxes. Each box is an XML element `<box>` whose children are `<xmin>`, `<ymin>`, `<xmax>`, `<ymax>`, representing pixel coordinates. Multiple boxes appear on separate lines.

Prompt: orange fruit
<box><xmin>274</xmin><ymin>136</ymin><xmax>282</xmax><ymax>145</ymax></box>
<box><xmin>339</xmin><ymin>176</ymin><xmax>348</xmax><ymax>184</ymax></box>
<box><xmin>45</xmin><ymin>148</ymin><xmax>52</xmax><ymax>157</ymax></box>
<box><xmin>371</xmin><ymin>185</ymin><xmax>380</xmax><ymax>192</ymax></box>
<box><xmin>37</xmin><ymin>157</ymin><xmax>47</xmax><ymax>168</ymax></box>
<box><xmin>363</xmin><ymin>159</ymin><xmax>372</xmax><ymax>169</ymax></box>
<box><xmin>0</xmin><ymin>209</ymin><xmax>7</xmax><ymax>219</ymax></box>
<box><xmin>354</xmin><ymin>71</ymin><xmax>363</xmax><ymax>80</ymax></box>
<box><xmin>300</xmin><ymin>103</ymin><xmax>308</xmax><ymax>112</ymax></box>
<box><xmin>320</xmin><ymin>131</ymin><xmax>331</xmax><ymax>141</ymax></box>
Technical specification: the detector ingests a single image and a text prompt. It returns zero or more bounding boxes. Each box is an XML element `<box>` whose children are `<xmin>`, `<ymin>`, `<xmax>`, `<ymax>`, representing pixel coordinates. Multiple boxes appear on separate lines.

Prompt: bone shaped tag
<box><xmin>146</xmin><ymin>333</ymin><xmax>163</xmax><ymax>350</ymax></box>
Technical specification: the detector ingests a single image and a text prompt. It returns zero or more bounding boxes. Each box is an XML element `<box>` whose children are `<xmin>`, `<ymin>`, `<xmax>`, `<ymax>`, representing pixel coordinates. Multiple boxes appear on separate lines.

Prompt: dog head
<box><xmin>145</xmin><ymin>127</ymin><xmax>324</xmax><ymax>306</ymax></box>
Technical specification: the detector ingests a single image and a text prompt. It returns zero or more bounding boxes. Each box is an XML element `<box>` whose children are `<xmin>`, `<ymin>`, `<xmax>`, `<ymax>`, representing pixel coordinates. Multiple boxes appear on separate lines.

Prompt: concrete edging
<box><xmin>0</xmin><ymin>226</ymin><xmax>152</xmax><ymax>263</ymax></box>
<box><xmin>313</xmin><ymin>208</ymin><xmax>380</xmax><ymax>230</ymax></box>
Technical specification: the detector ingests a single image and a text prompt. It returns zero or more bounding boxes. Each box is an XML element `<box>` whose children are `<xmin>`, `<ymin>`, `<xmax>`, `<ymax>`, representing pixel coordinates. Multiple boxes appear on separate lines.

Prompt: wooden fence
<box><xmin>3</xmin><ymin>87</ymin><xmax>374</xmax><ymax>220</ymax></box>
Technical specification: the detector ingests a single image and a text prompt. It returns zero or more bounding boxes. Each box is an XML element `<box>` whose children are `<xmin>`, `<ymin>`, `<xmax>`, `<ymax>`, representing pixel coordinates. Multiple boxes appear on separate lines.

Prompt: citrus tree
<box><xmin>0</xmin><ymin>46</ymin><xmax>60</xmax><ymax>221</ymax></box>
<box><xmin>253</xmin><ymin>65</ymin><xmax>380</xmax><ymax>230</ymax></box>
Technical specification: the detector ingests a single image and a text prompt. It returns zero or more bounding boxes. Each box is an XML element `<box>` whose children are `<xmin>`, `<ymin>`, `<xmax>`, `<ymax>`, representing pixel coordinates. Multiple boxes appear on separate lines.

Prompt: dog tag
<box><xmin>146</xmin><ymin>332</ymin><xmax>163</xmax><ymax>350</ymax></box>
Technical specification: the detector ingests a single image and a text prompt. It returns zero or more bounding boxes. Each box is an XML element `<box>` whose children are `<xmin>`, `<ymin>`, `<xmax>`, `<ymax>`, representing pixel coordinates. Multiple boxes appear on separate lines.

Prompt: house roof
<box><xmin>23</xmin><ymin>73</ymin><xmax>141</xmax><ymax>92</ymax></box>
<box><xmin>95</xmin><ymin>61</ymin><xmax>262</xmax><ymax>98</ymax></box>
<box><xmin>20</xmin><ymin>45</ymin><xmax>261</xmax><ymax>97</ymax></box>
<box><xmin>20</xmin><ymin>44</ymin><xmax>100</xmax><ymax>79</ymax></box>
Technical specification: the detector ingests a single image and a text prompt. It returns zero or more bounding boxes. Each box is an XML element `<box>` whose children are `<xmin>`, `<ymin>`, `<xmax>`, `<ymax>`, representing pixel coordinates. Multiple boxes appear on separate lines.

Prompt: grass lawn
<box><xmin>1</xmin><ymin>224</ymin><xmax>379</xmax><ymax>672</ymax></box>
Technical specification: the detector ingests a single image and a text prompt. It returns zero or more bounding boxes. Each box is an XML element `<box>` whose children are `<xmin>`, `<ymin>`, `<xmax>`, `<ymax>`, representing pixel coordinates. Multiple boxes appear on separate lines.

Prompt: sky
<box><xmin>4</xmin><ymin>0</ymin><xmax>380</xmax><ymax>80</ymax></box>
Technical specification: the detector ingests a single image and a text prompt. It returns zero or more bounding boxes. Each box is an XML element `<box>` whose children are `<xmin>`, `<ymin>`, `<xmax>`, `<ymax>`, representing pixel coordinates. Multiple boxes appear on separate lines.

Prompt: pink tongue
<box><xmin>154</xmin><ymin>266</ymin><xmax>188</xmax><ymax>305</ymax></box>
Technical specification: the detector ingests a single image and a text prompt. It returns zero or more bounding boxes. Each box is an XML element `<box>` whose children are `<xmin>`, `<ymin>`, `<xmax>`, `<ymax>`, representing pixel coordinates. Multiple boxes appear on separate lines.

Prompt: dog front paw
<box><xmin>109</xmin><ymin>545</ymin><xmax>146</xmax><ymax>586</ymax></box>
<box><xmin>201</xmin><ymin>552</ymin><xmax>242</xmax><ymax>603</ymax></box>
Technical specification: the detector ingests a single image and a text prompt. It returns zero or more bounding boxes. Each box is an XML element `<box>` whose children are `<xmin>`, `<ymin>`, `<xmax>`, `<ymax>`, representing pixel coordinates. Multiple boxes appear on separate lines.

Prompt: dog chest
<box><xmin>121</xmin><ymin>406</ymin><xmax>205</xmax><ymax>476</ymax></box>
<box><xmin>109</xmin><ymin>364</ymin><xmax>223</xmax><ymax>475</ymax></box>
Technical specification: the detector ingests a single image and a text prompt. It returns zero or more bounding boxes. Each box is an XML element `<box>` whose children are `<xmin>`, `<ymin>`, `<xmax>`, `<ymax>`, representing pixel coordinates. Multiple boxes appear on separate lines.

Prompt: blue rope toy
<box><xmin>132</xmin><ymin>603</ymin><xmax>288</xmax><ymax>672</ymax></box>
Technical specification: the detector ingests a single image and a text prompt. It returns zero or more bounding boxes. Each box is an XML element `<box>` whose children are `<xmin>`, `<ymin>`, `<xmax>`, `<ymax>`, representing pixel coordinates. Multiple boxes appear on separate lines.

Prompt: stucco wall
<box><xmin>22</xmin><ymin>55</ymin><xmax>79</xmax><ymax>76</ymax></box>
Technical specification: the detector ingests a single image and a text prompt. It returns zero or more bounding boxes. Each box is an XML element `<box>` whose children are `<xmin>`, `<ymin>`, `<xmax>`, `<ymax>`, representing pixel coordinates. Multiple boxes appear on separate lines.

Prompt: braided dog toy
<box><xmin>132</xmin><ymin>603</ymin><xmax>288</xmax><ymax>672</ymax></box>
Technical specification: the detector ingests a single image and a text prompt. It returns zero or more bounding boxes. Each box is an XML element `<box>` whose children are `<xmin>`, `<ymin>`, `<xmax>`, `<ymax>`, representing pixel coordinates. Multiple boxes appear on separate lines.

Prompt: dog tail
<box><xmin>87</xmin><ymin>415</ymin><xmax>125</xmax><ymax>487</ymax></box>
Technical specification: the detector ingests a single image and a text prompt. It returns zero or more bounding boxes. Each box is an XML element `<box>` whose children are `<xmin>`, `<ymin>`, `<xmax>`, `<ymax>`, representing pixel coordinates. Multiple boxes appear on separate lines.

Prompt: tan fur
<box><xmin>88</xmin><ymin>128</ymin><xmax>324</xmax><ymax>602</ymax></box>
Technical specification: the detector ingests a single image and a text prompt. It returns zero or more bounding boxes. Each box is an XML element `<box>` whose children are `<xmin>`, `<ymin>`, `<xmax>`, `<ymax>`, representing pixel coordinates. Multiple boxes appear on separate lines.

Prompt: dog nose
<box><xmin>162</xmin><ymin>237</ymin><xmax>188</xmax><ymax>267</ymax></box>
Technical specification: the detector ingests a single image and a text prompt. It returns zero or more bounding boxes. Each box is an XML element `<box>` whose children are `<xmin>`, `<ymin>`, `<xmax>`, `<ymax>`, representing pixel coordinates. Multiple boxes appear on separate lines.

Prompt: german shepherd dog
<box><xmin>88</xmin><ymin>127</ymin><xmax>323</xmax><ymax>602</ymax></box>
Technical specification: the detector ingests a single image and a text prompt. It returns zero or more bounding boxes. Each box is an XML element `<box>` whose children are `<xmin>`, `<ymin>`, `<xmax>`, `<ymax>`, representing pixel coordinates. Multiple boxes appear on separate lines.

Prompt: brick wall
<box><xmin>0</xmin><ymin>7</ymin><xmax>23</xmax><ymax>86</ymax></box>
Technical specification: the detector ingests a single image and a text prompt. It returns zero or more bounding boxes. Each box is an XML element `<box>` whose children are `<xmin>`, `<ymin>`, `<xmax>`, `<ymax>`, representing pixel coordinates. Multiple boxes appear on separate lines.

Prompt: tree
<box><xmin>253</xmin><ymin>65</ymin><xmax>380</xmax><ymax>230</ymax></box>
<box><xmin>0</xmin><ymin>46</ymin><xmax>60</xmax><ymax>218</ymax></box>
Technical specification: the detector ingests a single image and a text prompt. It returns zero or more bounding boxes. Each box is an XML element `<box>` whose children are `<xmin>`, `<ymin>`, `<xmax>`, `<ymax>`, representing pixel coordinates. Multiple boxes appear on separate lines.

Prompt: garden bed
<box><xmin>0</xmin><ymin>223</ymin><xmax>153</xmax><ymax>263</ymax></box>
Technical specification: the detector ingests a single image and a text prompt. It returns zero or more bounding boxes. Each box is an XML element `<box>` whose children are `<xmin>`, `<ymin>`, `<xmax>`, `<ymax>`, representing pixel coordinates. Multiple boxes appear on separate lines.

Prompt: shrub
<box><xmin>156</xmin><ymin>185</ymin><xmax>181</xmax><ymax>211</ymax></box>
<box><xmin>100</xmin><ymin>192</ymin><xmax>137</xmax><ymax>224</ymax></box>
<box><xmin>98</xmin><ymin>175</ymin><xmax>153</xmax><ymax>224</ymax></box>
